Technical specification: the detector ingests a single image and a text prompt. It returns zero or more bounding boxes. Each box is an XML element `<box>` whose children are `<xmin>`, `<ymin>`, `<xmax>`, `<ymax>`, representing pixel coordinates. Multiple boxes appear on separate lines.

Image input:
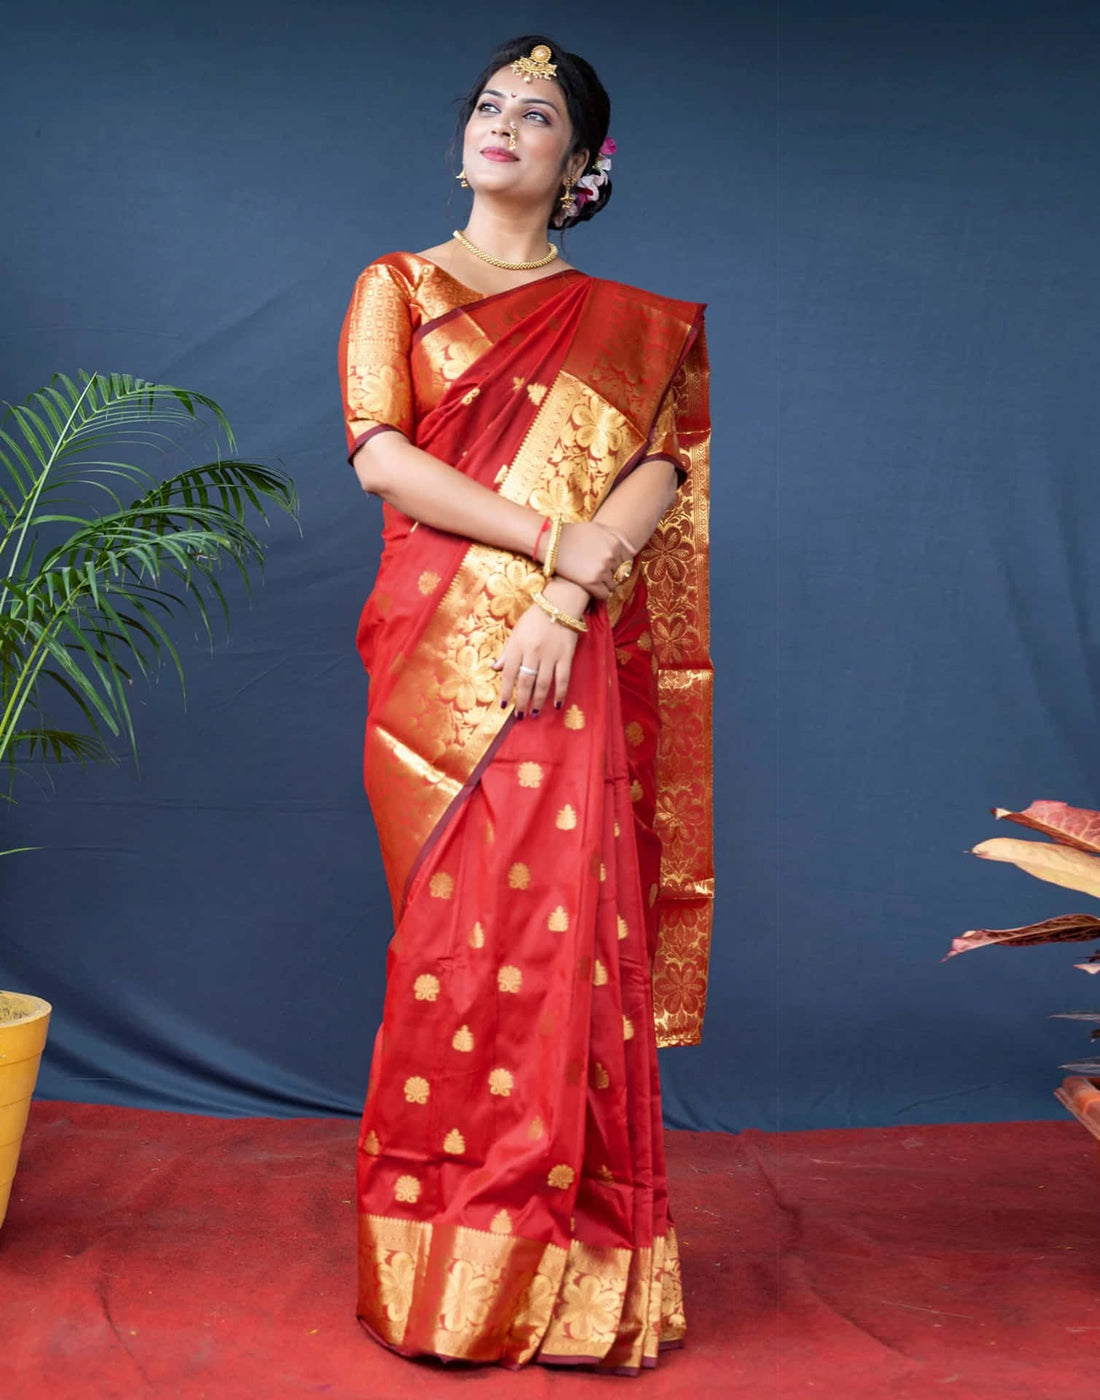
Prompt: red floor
<box><xmin>1</xmin><ymin>1102</ymin><xmax>1098</xmax><ymax>1399</ymax></box>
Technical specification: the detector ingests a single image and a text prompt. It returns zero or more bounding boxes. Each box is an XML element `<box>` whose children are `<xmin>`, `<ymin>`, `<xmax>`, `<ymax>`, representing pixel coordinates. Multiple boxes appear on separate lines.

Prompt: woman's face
<box><xmin>462</xmin><ymin>65</ymin><xmax>588</xmax><ymax>215</ymax></box>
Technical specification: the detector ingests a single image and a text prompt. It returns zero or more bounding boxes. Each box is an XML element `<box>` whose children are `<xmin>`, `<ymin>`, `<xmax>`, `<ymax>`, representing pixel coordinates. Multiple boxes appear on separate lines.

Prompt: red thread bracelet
<box><xmin>532</xmin><ymin>514</ymin><xmax>550</xmax><ymax>563</ymax></box>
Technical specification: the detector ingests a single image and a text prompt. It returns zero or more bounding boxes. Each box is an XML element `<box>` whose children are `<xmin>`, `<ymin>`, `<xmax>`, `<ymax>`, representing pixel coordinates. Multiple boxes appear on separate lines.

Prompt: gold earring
<box><xmin>559</xmin><ymin>173</ymin><xmax>578</xmax><ymax>219</ymax></box>
<box><xmin>457</xmin><ymin>168</ymin><xmax>469</xmax><ymax>188</ymax></box>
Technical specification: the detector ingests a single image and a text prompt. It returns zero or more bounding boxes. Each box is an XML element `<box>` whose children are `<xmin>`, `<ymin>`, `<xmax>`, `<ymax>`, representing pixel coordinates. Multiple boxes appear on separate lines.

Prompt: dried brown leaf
<box><xmin>993</xmin><ymin>800</ymin><xmax>1100</xmax><ymax>854</ymax></box>
<box><xmin>943</xmin><ymin>913</ymin><xmax>1100</xmax><ymax>960</ymax></box>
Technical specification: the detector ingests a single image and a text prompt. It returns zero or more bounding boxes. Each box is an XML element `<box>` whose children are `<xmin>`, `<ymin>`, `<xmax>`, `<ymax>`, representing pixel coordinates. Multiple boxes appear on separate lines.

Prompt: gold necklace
<box><xmin>452</xmin><ymin>228</ymin><xmax>558</xmax><ymax>271</ymax></box>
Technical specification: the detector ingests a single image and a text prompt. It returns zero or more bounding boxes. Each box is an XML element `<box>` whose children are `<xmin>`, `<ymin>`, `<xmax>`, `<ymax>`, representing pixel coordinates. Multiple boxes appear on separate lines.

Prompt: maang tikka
<box><xmin>510</xmin><ymin>43</ymin><xmax>557</xmax><ymax>83</ymax></box>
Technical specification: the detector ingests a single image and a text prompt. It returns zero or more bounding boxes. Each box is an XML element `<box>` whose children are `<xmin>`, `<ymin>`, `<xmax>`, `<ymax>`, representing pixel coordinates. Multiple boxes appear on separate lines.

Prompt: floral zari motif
<box><xmin>360</xmin><ymin>1214</ymin><xmax>686</xmax><ymax>1369</ymax></box>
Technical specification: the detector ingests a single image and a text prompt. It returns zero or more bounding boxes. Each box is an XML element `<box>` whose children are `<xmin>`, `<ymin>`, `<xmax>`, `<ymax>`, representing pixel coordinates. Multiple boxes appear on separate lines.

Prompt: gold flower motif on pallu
<box><xmin>485</xmin><ymin>554</ymin><xmax>538</xmax><ymax>626</ymax></box>
<box><xmin>438</xmin><ymin>644</ymin><xmax>497</xmax><ymax>712</ymax></box>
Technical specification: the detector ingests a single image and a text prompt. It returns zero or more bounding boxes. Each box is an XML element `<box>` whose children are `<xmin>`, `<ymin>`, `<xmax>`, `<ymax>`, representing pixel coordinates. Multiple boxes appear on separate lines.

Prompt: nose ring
<box><xmin>507</xmin><ymin>120</ymin><xmax>518</xmax><ymax>152</ymax></box>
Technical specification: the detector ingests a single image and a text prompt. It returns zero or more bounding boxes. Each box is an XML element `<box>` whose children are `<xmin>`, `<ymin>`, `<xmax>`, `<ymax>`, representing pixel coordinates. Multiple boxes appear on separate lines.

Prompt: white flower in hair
<box><xmin>553</xmin><ymin>137</ymin><xmax>615</xmax><ymax>225</ymax></box>
<box><xmin>573</xmin><ymin>141</ymin><xmax>614</xmax><ymax>209</ymax></box>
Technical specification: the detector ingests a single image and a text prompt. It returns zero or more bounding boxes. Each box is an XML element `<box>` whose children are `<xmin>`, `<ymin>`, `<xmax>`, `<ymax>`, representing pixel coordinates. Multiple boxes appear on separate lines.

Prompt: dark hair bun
<box><xmin>456</xmin><ymin>35</ymin><xmax>613</xmax><ymax>232</ymax></box>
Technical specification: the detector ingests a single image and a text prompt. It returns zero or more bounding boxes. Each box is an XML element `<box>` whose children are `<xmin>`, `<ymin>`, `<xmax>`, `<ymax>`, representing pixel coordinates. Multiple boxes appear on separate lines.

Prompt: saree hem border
<box><xmin>357</xmin><ymin>1210</ymin><xmax>687</xmax><ymax>1372</ymax></box>
<box><xmin>356</xmin><ymin>1314</ymin><xmax>683</xmax><ymax>1375</ymax></box>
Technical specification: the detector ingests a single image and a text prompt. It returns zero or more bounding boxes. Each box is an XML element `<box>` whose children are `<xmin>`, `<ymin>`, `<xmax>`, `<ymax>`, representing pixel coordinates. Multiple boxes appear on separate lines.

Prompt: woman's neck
<box><xmin>459</xmin><ymin>204</ymin><xmax>555</xmax><ymax>265</ymax></box>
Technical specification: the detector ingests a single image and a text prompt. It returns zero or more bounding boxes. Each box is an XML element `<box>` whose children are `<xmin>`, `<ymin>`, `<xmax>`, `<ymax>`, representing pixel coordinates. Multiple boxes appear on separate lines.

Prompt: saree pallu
<box><xmin>339</xmin><ymin>257</ymin><xmax>712</xmax><ymax>1373</ymax></box>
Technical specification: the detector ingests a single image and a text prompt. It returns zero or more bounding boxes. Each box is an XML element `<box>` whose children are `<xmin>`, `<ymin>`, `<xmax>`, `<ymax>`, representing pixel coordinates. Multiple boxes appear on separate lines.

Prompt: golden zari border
<box><xmin>638</xmin><ymin>341</ymin><xmax>713</xmax><ymax>1048</ymax></box>
<box><xmin>358</xmin><ymin>1211</ymin><xmax>686</xmax><ymax>1371</ymax></box>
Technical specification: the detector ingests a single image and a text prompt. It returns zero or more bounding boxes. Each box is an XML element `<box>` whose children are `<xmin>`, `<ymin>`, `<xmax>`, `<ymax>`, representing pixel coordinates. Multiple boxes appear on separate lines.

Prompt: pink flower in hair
<box><xmin>599</xmin><ymin>137</ymin><xmax>616</xmax><ymax>156</ymax></box>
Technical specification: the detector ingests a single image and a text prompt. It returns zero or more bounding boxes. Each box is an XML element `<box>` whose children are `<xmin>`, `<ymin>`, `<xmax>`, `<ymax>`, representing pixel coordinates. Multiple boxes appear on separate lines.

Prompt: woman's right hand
<box><xmin>553</xmin><ymin>521</ymin><xmax>634</xmax><ymax>600</ymax></box>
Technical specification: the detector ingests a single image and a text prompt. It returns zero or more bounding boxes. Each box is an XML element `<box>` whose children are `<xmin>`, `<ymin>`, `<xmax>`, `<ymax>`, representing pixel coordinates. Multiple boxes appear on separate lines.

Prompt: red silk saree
<box><xmin>338</xmin><ymin>253</ymin><xmax>712</xmax><ymax>1373</ymax></box>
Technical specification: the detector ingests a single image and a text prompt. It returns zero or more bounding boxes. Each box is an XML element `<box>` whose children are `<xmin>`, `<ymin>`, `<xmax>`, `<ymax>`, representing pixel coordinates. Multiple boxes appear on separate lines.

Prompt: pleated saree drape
<box><xmin>338</xmin><ymin>253</ymin><xmax>713</xmax><ymax>1373</ymax></box>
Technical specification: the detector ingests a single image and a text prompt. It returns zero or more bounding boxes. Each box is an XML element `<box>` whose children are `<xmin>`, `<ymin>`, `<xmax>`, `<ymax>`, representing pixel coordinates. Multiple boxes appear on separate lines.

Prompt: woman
<box><xmin>338</xmin><ymin>34</ymin><xmax>713</xmax><ymax>1375</ymax></box>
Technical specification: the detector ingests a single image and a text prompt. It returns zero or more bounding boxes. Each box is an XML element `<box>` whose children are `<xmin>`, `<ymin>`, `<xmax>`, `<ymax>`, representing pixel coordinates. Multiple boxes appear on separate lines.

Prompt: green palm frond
<box><xmin>0</xmin><ymin>370</ymin><xmax>298</xmax><ymax>789</ymax></box>
<box><xmin>8</xmin><ymin>728</ymin><xmax>115</xmax><ymax>767</ymax></box>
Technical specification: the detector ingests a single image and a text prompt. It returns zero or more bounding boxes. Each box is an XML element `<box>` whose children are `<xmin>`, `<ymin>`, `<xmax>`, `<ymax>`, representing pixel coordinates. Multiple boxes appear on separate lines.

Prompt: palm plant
<box><xmin>0</xmin><ymin>370</ymin><xmax>297</xmax><ymax>792</ymax></box>
<box><xmin>945</xmin><ymin>799</ymin><xmax>1100</xmax><ymax>1075</ymax></box>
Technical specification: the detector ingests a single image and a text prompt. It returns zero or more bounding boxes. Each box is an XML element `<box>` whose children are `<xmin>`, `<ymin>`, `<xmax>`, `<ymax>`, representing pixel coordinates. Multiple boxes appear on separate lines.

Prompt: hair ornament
<box><xmin>510</xmin><ymin>43</ymin><xmax>558</xmax><ymax>83</ymax></box>
<box><xmin>553</xmin><ymin>135</ymin><xmax>614</xmax><ymax>226</ymax></box>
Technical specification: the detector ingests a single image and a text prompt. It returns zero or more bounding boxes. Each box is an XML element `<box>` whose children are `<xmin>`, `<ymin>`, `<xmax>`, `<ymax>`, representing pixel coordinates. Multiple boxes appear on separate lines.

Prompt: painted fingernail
<box><xmin>500</xmin><ymin>700</ymin><xmax>508</xmax><ymax>708</ymax></box>
<box><xmin>516</xmin><ymin>711</ymin><xmax>525</xmax><ymax>720</ymax></box>
<box><xmin>531</xmin><ymin>709</ymin><xmax>540</xmax><ymax>718</ymax></box>
<box><xmin>554</xmin><ymin>701</ymin><xmax>563</xmax><ymax>710</ymax></box>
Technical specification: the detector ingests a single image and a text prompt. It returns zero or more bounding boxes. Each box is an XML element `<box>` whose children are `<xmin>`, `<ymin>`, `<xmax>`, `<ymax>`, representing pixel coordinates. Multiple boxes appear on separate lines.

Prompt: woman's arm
<box><xmin>496</xmin><ymin>455</ymin><xmax>682</xmax><ymax>716</ymax></box>
<box><xmin>353</xmin><ymin>429</ymin><xmax>544</xmax><ymax>558</ymax></box>
<box><xmin>539</xmin><ymin>455</ymin><xmax>680</xmax><ymax>619</ymax></box>
<box><xmin>352</xmin><ymin>429</ymin><xmax>630</xmax><ymax>599</ymax></box>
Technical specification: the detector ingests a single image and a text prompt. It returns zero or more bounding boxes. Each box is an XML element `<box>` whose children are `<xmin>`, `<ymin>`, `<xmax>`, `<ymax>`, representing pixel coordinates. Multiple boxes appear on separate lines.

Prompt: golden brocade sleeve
<box><xmin>339</xmin><ymin>260</ymin><xmax>415</xmax><ymax>461</ymax></box>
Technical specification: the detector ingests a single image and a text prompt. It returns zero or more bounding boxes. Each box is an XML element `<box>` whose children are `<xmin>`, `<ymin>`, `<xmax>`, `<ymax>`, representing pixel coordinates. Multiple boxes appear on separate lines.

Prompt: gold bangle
<box><xmin>542</xmin><ymin>513</ymin><xmax>564</xmax><ymax>579</ymax></box>
<box><xmin>532</xmin><ymin>587</ymin><xmax>588</xmax><ymax>633</ymax></box>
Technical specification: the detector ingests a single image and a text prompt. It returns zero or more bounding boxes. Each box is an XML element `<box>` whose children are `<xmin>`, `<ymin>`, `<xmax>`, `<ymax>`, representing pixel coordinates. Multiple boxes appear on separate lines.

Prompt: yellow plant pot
<box><xmin>0</xmin><ymin>991</ymin><xmax>51</xmax><ymax>1230</ymax></box>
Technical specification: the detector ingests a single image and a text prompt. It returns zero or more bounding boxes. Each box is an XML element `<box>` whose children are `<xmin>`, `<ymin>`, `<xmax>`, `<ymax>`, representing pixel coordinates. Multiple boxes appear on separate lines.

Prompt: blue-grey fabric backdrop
<box><xmin>2</xmin><ymin>0</ymin><xmax>1095</xmax><ymax>1133</ymax></box>
<box><xmin>0</xmin><ymin>0</ymin><xmax>767</xmax><ymax>1132</ymax></box>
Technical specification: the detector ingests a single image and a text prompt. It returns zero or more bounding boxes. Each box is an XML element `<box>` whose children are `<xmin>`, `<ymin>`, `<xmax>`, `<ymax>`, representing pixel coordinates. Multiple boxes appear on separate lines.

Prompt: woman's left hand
<box><xmin>492</xmin><ymin>591</ymin><xmax>581</xmax><ymax>717</ymax></box>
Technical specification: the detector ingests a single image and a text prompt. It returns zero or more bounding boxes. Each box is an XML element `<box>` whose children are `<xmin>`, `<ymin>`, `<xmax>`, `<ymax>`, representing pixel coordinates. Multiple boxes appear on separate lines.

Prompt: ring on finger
<box><xmin>518</xmin><ymin>663</ymin><xmax>539</xmax><ymax>676</ymax></box>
